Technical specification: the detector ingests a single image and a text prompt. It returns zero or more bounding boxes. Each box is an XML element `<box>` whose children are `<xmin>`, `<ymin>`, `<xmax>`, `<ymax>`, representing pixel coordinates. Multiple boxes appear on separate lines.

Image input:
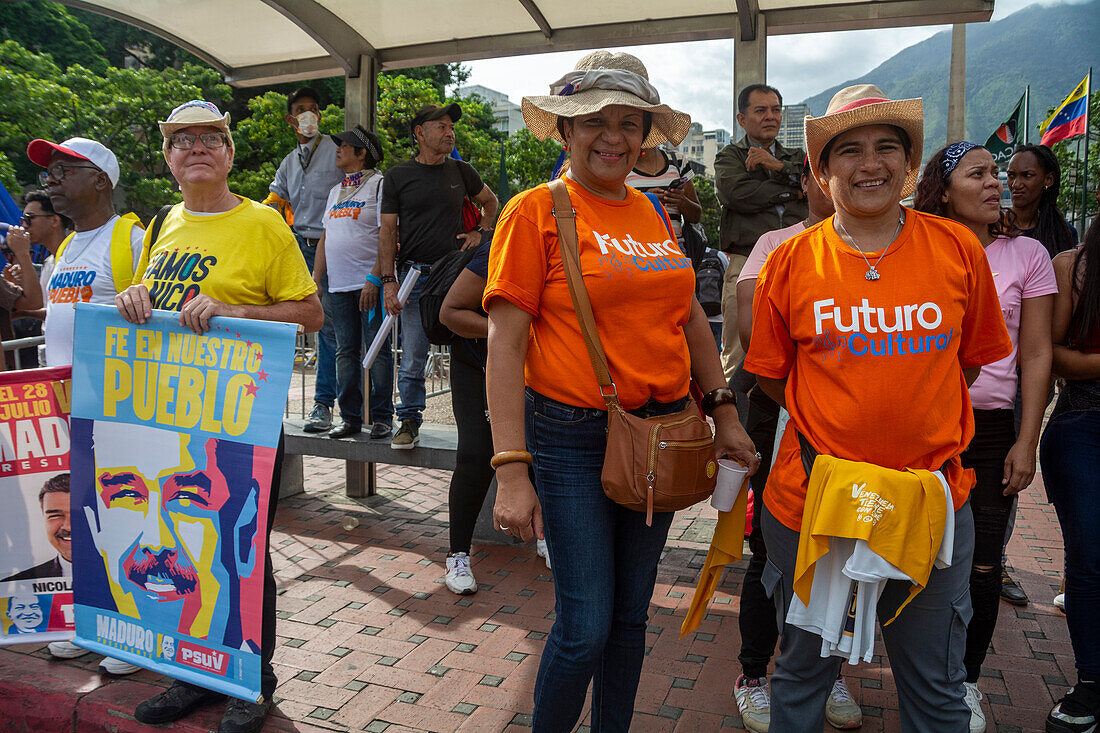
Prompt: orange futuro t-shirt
<box><xmin>483</xmin><ymin>178</ymin><xmax>695</xmax><ymax>411</ymax></box>
<box><xmin>745</xmin><ymin>210</ymin><xmax>1013</xmax><ymax>531</ymax></box>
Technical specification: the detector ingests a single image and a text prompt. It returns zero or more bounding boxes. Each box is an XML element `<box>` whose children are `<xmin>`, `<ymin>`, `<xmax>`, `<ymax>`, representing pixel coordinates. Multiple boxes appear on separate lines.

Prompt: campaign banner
<box><xmin>0</xmin><ymin>366</ymin><xmax>74</xmax><ymax>645</ymax></box>
<box><xmin>69</xmin><ymin>304</ymin><xmax>295</xmax><ymax>701</ymax></box>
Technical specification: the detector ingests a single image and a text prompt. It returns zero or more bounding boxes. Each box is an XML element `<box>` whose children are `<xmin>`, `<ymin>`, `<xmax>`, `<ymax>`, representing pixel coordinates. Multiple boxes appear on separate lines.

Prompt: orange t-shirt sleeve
<box><xmin>745</xmin><ymin>245</ymin><xmax>796</xmax><ymax>379</ymax></box>
<box><xmin>483</xmin><ymin>196</ymin><xmax>547</xmax><ymax>318</ymax></box>
<box><xmin>958</xmin><ymin>236</ymin><xmax>1014</xmax><ymax>369</ymax></box>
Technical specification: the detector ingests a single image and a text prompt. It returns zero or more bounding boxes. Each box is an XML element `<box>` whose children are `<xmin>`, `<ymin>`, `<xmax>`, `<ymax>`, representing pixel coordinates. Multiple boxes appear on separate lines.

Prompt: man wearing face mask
<box><xmin>267</xmin><ymin>87</ymin><xmax>343</xmax><ymax>433</ymax></box>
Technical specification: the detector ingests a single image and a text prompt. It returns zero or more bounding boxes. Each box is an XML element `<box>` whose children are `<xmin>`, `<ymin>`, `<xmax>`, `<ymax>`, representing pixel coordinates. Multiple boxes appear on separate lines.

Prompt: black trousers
<box><xmin>260</xmin><ymin>432</ymin><xmax>283</xmax><ymax>698</ymax></box>
<box><xmin>447</xmin><ymin>353</ymin><xmax>495</xmax><ymax>554</ymax></box>
<box><xmin>738</xmin><ymin>387</ymin><xmax>781</xmax><ymax>679</ymax></box>
<box><xmin>960</xmin><ymin>408</ymin><xmax>1015</xmax><ymax>682</ymax></box>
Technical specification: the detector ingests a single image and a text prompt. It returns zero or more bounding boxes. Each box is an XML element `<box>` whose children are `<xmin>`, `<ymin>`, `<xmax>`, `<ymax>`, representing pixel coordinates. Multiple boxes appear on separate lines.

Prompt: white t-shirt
<box><xmin>43</xmin><ymin>215</ymin><xmax>143</xmax><ymax>366</ymax></box>
<box><xmin>321</xmin><ymin>172</ymin><xmax>384</xmax><ymax>293</ymax></box>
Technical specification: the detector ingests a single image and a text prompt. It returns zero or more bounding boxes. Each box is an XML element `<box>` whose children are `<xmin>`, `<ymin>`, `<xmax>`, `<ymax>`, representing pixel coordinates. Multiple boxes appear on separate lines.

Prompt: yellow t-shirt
<box><xmin>136</xmin><ymin>196</ymin><xmax>316</xmax><ymax>309</ymax></box>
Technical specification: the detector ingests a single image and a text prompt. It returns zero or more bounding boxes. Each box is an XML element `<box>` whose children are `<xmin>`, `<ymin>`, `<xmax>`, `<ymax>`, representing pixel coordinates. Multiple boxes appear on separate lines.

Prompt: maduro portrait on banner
<box><xmin>68</xmin><ymin>303</ymin><xmax>295</xmax><ymax>701</ymax></box>
<box><xmin>0</xmin><ymin>366</ymin><xmax>75</xmax><ymax>645</ymax></box>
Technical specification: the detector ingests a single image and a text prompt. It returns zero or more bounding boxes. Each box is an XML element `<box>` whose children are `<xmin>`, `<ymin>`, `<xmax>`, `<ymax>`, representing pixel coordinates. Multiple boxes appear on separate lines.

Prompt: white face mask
<box><xmin>296</xmin><ymin>111</ymin><xmax>319</xmax><ymax>138</ymax></box>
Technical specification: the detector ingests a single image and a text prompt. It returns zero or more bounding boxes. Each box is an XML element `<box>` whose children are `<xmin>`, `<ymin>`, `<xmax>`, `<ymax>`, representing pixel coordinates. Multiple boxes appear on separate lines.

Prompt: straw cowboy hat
<box><xmin>521</xmin><ymin>50</ymin><xmax>692</xmax><ymax>148</ymax></box>
<box><xmin>804</xmin><ymin>84</ymin><xmax>923</xmax><ymax>198</ymax></box>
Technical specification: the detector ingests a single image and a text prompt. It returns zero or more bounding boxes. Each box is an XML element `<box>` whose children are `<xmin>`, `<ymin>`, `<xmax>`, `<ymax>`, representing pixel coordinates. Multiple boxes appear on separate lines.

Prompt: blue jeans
<box><xmin>396</xmin><ymin>264</ymin><xmax>430</xmax><ymax>426</ymax></box>
<box><xmin>525</xmin><ymin>388</ymin><xmax>680</xmax><ymax>733</ymax></box>
<box><xmin>1040</xmin><ymin>408</ymin><xmax>1100</xmax><ymax>677</ymax></box>
<box><xmin>326</xmin><ymin>290</ymin><xmax>393</xmax><ymax>427</ymax></box>
<box><xmin>297</xmin><ymin>235</ymin><xmax>338</xmax><ymax>406</ymax></box>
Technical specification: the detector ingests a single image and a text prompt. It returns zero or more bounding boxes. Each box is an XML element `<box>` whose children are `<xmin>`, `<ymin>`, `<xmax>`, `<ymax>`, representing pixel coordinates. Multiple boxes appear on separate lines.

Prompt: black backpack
<box><xmin>695</xmin><ymin>247</ymin><xmax>725</xmax><ymax>317</ymax></box>
<box><xmin>418</xmin><ymin>247</ymin><xmax>479</xmax><ymax>345</ymax></box>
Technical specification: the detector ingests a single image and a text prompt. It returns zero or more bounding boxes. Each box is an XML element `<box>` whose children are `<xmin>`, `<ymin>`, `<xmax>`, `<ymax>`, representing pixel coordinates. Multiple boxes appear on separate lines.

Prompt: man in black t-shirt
<box><xmin>379</xmin><ymin>103</ymin><xmax>497</xmax><ymax>449</ymax></box>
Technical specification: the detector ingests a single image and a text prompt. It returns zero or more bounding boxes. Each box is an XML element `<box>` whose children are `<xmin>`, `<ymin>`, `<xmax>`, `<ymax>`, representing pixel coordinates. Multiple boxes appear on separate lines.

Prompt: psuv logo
<box><xmin>177</xmin><ymin>640</ymin><xmax>229</xmax><ymax>676</ymax></box>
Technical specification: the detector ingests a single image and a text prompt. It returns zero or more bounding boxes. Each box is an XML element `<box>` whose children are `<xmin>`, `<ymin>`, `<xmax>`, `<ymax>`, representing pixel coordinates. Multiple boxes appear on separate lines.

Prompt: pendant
<box><xmin>865</xmin><ymin>268</ymin><xmax>880</xmax><ymax>281</ymax></box>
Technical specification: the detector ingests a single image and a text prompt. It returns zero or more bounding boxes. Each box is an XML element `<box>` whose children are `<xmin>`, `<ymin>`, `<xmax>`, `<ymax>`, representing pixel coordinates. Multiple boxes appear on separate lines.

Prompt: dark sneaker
<box><xmin>391</xmin><ymin>420</ymin><xmax>419</xmax><ymax>449</ymax></box>
<box><xmin>302</xmin><ymin>402</ymin><xmax>332</xmax><ymax>433</ymax></box>
<box><xmin>219</xmin><ymin>696</ymin><xmax>272</xmax><ymax>733</ymax></box>
<box><xmin>134</xmin><ymin>680</ymin><xmax>224</xmax><ymax>724</ymax></box>
<box><xmin>370</xmin><ymin>422</ymin><xmax>393</xmax><ymax>440</ymax></box>
<box><xmin>1047</xmin><ymin>682</ymin><xmax>1100</xmax><ymax>733</ymax></box>
<box><xmin>328</xmin><ymin>422</ymin><xmax>361</xmax><ymax>439</ymax></box>
<box><xmin>1001</xmin><ymin>567</ymin><xmax>1029</xmax><ymax>606</ymax></box>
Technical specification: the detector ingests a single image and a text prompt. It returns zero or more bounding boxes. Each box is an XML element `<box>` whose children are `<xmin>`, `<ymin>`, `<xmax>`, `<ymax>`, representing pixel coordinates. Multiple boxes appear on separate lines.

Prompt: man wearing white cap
<box><xmin>27</xmin><ymin>136</ymin><xmax>145</xmax><ymax>369</ymax></box>
<box><xmin>115</xmin><ymin>99</ymin><xmax>321</xmax><ymax>733</ymax></box>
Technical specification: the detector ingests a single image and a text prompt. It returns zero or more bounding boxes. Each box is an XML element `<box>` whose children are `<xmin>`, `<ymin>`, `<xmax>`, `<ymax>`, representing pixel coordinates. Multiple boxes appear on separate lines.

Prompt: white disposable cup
<box><xmin>711</xmin><ymin>459</ymin><xmax>749</xmax><ymax>512</ymax></box>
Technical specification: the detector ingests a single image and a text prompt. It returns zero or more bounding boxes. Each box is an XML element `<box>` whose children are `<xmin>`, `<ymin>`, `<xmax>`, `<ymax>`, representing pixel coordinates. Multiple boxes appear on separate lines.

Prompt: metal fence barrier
<box><xmin>1</xmin><ymin>335</ymin><xmax>45</xmax><ymax>370</ymax></box>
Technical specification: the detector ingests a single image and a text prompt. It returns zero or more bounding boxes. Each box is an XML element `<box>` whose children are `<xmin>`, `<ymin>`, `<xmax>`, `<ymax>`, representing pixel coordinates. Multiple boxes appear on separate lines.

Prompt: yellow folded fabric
<box><xmin>680</xmin><ymin>485</ymin><xmax>750</xmax><ymax>638</ymax></box>
<box><xmin>262</xmin><ymin>191</ymin><xmax>295</xmax><ymax>227</ymax></box>
<box><xmin>793</xmin><ymin>454</ymin><xmax>948</xmax><ymax>624</ymax></box>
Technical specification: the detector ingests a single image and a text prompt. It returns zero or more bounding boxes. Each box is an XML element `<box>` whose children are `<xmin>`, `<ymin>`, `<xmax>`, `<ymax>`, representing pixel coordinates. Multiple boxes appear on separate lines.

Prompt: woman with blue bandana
<box><xmin>915</xmin><ymin>141</ymin><xmax>1056</xmax><ymax>732</ymax></box>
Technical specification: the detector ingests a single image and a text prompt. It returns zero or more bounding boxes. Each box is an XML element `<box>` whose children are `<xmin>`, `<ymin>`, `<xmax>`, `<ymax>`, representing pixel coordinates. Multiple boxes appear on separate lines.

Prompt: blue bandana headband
<box><xmin>942</xmin><ymin>141</ymin><xmax>981</xmax><ymax>178</ymax></box>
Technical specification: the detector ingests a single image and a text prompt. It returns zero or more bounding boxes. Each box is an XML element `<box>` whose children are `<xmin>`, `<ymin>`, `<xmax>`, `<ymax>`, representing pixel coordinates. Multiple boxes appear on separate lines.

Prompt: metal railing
<box><xmin>285</xmin><ymin>318</ymin><xmax>451</xmax><ymax>420</ymax></box>
<box><xmin>1</xmin><ymin>335</ymin><xmax>45</xmax><ymax>370</ymax></box>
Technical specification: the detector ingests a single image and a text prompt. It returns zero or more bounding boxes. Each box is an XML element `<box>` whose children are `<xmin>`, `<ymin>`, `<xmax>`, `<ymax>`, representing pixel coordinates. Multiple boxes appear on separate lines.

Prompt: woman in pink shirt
<box><xmin>915</xmin><ymin>141</ymin><xmax>1056</xmax><ymax>733</ymax></box>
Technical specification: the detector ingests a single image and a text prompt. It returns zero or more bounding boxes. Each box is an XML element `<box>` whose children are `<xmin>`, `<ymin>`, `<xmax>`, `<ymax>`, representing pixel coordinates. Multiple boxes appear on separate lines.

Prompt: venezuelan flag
<box><xmin>1040</xmin><ymin>73</ymin><xmax>1090</xmax><ymax>147</ymax></box>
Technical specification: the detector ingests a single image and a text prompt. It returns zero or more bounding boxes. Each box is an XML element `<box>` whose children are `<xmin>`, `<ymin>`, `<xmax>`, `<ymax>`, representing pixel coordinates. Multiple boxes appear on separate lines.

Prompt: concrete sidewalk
<box><xmin>0</xmin><ymin>457</ymin><xmax>1070</xmax><ymax>732</ymax></box>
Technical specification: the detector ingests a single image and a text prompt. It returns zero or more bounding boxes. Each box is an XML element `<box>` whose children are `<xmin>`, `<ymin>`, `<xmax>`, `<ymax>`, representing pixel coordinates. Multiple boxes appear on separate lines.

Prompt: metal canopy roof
<box><xmin>52</xmin><ymin>0</ymin><xmax>994</xmax><ymax>87</ymax></box>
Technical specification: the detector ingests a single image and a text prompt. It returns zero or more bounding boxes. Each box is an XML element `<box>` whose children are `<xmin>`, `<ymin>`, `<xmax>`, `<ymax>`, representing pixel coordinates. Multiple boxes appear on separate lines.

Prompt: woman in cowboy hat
<box><xmin>745</xmin><ymin>84</ymin><xmax>1013</xmax><ymax>731</ymax></box>
<box><xmin>482</xmin><ymin>50</ymin><xmax>758</xmax><ymax>731</ymax></box>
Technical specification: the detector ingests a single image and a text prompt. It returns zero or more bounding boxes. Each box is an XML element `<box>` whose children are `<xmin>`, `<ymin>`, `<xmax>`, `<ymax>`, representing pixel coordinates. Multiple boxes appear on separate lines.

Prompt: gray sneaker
<box><xmin>391</xmin><ymin>420</ymin><xmax>419</xmax><ymax>449</ymax></box>
<box><xmin>303</xmin><ymin>403</ymin><xmax>332</xmax><ymax>433</ymax></box>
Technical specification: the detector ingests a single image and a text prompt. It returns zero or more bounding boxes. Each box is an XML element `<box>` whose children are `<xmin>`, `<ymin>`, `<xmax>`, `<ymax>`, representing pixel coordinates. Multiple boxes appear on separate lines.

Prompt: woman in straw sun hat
<box><xmin>483</xmin><ymin>50</ymin><xmax>759</xmax><ymax>731</ymax></box>
<box><xmin>745</xmin><ymin>84</ymin><xmax>1013</xmax><ymax>731</ymax></box>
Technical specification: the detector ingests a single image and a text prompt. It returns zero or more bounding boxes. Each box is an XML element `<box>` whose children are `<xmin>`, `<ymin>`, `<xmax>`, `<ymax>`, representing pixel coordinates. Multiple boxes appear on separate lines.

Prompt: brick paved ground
<box><xmin>0</xmin><ymin>458</ymin><xmax>1071</xmax><ymax>732</ymax></box>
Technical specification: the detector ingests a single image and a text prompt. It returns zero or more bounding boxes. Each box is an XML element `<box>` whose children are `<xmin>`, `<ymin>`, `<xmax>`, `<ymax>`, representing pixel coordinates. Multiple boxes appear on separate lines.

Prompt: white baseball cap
<box><xmin>27</xmin><ymin>137</ymin><xmax>120</xmax><ymax>187</ymax></box>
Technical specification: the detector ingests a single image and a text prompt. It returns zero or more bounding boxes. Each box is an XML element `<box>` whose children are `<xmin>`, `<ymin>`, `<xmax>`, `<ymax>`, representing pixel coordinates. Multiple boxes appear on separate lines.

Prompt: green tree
<box><xmin>503</xmin><ymin>129</ymin><xmax>562</xmax><ymax>193</ymax></box>
<box><xmin>0</xmin><ymin>1</ymin><xmax>109</xmax><ymax>75</ymax></box>
<box><xmin>693</xmin><ymin>176</ymin><xmax>721</xmax><ymax>246</ymax></box>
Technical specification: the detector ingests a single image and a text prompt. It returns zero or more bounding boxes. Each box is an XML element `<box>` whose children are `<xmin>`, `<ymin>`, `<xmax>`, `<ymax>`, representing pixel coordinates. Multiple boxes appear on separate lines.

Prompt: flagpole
<box><xmin>1024</xmin><ymin>85</ymin><xmax>1030</xmax><ymax>145</ymax></box>
<box><xmin>1080</xmin><ymin>69</ymin><xmax>1092</xmax><ymax>233</ymax></box>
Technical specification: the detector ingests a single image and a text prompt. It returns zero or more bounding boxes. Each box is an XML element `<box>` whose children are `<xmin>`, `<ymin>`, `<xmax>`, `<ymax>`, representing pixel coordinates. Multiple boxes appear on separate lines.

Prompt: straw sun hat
<box><xmin>521</xmin><ymin>50</ymin><xmax>691</xmax><ymax>148</ymax></box>
<box><xmin>804</xmin><ymin>84</ymin><xmax>923</xmax><ymax>198</ymax></box>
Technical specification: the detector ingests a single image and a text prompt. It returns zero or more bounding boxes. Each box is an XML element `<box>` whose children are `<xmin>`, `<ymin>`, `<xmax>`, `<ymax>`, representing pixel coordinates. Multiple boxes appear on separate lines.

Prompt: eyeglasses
<box><xmin>38</xmin><ymin>163</ymin><xmax>100</xmax><ymax>186</ymax></box>
<box><xmin>20</xmin><ymin>213</ymin><xmax>53</xmax><ymax>226</ymax></box>
<box><xmin>168</xmin><ymin>132</ymin><xmax>228</xmax><ymax>150</ymax></box>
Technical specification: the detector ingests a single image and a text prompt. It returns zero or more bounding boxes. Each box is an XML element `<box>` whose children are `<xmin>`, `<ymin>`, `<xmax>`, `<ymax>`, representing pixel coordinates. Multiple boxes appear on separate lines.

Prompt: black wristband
<box><xmin>380</xmin><ymin>275</ymin><xmax>397</xmax><ymax>284</ymax></box>
<box><xmin>700</xmin><ymin>387</ymin><xmax>737</xmax><ymax>416</ymax></box>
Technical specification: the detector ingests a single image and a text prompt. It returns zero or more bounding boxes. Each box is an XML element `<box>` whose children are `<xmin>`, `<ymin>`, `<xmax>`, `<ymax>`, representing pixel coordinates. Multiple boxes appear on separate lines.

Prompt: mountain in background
<box><xmin>800</xmin><ymin>0</ymin><xmax>1100</xmax><ymax>156</ymax></box>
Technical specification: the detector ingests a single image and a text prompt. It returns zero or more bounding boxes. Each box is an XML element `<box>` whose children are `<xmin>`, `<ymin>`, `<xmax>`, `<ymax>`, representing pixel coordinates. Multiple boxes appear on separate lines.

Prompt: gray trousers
<box><xmin>761</xmin><ymin>501</ymin><xmax>975</xmax><ymax>732</ymax></box>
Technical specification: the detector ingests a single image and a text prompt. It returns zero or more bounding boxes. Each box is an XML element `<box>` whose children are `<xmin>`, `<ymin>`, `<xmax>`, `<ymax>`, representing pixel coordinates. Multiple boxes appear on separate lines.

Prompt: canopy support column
<box><xmin>345</xmin><ymin>54</ymin><xmax>378</xmax><ymax>131</ymax></box>
<box><xmin>946</xmin><ymin>23</ymin><xmax>966</xmax><ymax>143</ymax></box>
<box><xmin>734</xmin><ymin>12</ymin><xmax>767</xmax><ymax>140</ymax></box>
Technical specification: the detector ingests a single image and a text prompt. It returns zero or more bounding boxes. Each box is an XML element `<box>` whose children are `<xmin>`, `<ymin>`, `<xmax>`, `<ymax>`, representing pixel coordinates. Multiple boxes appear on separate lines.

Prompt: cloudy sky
<box><xmin>462</xmin><ymin>0</ymin><xmax>1071</xmax><ymax>133</ymax></box>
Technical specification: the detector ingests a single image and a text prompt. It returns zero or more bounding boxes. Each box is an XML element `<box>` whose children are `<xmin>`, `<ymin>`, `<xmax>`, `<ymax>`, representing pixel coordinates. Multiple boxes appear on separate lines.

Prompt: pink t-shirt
<box><xmin>969</xmin><ymin>235</ymin><xmax>1058</xmax><ymax>410</ymax></box>
<box><xmin>737</xmin><ymin>221</ymin><xmax>807</xmax><ymax>284</ymax></box>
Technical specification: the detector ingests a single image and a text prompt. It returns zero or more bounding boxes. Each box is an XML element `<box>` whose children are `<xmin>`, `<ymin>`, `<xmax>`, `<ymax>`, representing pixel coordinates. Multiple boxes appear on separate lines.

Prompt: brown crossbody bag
<box><xmin>547</xmin><ymin>178</ymin><xmax>717</xmax><ymax>526</ymax></box>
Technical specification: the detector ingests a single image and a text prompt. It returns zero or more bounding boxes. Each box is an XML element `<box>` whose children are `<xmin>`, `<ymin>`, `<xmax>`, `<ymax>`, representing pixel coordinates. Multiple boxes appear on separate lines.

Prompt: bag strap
<box><xmin>547</xmin><ymin>178</ymin><xmax>619</xmax><ymax>408</ymax></box>
<box><xmin>643</xmin><ymin>192</ymin><xmax>676</xmax><ymax>242</ymax></box>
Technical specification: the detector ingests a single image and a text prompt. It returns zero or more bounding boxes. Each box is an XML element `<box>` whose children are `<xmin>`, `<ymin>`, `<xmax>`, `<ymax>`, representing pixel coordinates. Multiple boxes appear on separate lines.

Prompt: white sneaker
<box><xmin>445</xmin><ymin>552</ymin><xmax>477</xmax><ymax>595</ymax></box>
<box><xmin>734</xmin><ymin>674</ymin><xmax>771</xmax><ymax>733</ymax></box>
<box><xmin>1054</xmin><ymin>592</ymin><xmax>1066</xmax><ymax>611</ymax></box>
<box><xmin>98</xmin><ymin>656</ymin><xmax>142</xmax><ymax>675</ymax></box>
<box><xmin>826</xmin><ymin>676</ymin><xmax>863</xmax><ymax>729</ymax></box>
<box><xmin>963</xmin><ymin>681</ymin><xmax>986</xmax><ymax>733</ymax></box>
<box><xmin>536</xmin><ymin>539</ymin><xmax>551</xmax><ymax>570</ymax></box>
<box><xmin>47</xmin><ymin>640</ymin><xmax>90</xmax><ymax>659</ymax></box>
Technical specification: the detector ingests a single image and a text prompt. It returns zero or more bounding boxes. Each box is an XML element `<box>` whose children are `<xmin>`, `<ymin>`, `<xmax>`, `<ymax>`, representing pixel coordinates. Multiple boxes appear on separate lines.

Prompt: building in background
<box><xmin>676</xmin><ymin>123</ymin><xmax>731</xmax><ymax>177</ymax></box>
<box><xmin>454</xmin><ymin>85</ymin><xmax>525</xmax><ymax>137</ymax></box>
<box><xmin>777</xmin><ymin>104</ymin><xmax>810</xmax><ymax>151</ymax></box>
